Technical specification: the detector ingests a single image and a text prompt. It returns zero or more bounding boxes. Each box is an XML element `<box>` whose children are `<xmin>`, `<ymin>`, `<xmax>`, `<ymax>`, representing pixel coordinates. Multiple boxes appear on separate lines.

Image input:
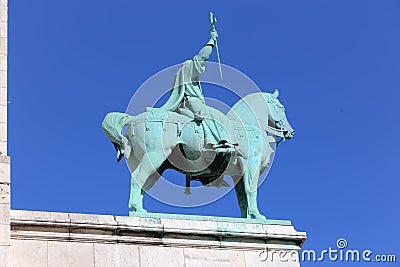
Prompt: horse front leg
<box><xmin>246</xmin><ymin>188</ymin><xmax>266</xmax><ymax>220</ymax></box>
<box><xmin>243</xmin><ymin>161</ymin><xmax>266</xmax><ymax>220</ymax></box>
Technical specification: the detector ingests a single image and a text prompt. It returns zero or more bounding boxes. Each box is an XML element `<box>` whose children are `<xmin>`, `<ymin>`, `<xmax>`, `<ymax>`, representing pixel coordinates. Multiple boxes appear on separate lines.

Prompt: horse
<box><xmin>102</xmin><ymin>90</ymin><xmax>294</xmax><ymax>220</ymax></box>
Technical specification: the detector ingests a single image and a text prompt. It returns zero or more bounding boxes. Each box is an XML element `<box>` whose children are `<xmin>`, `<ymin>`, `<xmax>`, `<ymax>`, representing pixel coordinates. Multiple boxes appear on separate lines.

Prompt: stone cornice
<box><xmin>10</xmin><ymin>210</ymin><xmax>306</xmax><ymax>251</ymax></box>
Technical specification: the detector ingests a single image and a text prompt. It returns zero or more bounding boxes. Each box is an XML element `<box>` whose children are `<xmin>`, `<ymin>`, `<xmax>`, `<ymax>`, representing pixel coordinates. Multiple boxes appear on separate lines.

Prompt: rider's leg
<box><xmin>186</xmin><ymin>98</ymin><xmax>233</xmax><ymax>148</ymax></box>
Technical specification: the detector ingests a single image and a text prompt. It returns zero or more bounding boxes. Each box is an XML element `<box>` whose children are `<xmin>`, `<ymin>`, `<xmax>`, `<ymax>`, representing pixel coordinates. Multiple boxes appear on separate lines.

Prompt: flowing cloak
<box><xmin>160</xmin><ymin>55</ymin><xmax>205</xmax><ymax>111</ymax></box>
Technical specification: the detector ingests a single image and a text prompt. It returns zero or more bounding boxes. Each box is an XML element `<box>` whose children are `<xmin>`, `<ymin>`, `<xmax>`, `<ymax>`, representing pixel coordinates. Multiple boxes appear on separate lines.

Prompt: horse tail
<box><xmin>102</xmin><ymin>112</ymin><xmax>134</xmax><ymax>162</ymax></box>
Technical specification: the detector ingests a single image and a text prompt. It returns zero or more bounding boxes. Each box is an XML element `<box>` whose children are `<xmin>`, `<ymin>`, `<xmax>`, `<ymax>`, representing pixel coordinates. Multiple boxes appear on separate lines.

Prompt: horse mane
<box><xmin>227</xmin><ymin>92</ymin><xmax>271</xmax><ymax>131</ymax></box>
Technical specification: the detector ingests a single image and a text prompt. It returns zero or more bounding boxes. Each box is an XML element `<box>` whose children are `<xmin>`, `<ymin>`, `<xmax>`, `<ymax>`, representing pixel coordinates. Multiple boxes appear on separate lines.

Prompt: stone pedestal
<box><xmin>10</xmin><ymin>210</ymin><xmax>306</xmax><ymax>266</ymax></box>
<box><xmin>0</xmin><ymin>0</ymin><xmax>8</xmax><ymax>265</ymax></box>
<box><xmin>0</xmin><ymin>0</ymin><xmax>7</xmax><ymax>155</ymax></box>
<box><xmin>0</xmin><ymin>156</ymin><xmax>10</xmax><ymax>267</ymax></box>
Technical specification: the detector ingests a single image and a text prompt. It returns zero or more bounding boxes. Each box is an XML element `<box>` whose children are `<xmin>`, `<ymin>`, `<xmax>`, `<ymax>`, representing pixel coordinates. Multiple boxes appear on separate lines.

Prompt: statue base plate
<box><xmin>128</xmin><ymin>211</ymin><xmax>292</xmax><ymax>225</ymax></box>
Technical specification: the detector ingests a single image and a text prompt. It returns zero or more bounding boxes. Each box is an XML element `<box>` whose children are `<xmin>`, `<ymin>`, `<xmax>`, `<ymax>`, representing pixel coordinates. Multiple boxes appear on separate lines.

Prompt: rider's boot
<box><xmin>193</xmin><ymin>111</ymin><xmax>204</xmax><ymax>123</ymax></box>
<box><xmin>214</xmin><ymin>140</ymin><xmax>237</xmax><ymax>154</ymax></box>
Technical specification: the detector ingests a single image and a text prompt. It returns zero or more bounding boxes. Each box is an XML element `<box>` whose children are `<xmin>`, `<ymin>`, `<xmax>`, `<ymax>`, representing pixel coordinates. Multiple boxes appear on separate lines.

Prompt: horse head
<box><xmin>265</xmin><ymin>90</ymin><xmax>294</xmax><ymax>140</ymax></box>
<box><xmin>227</xmin><ymin>90</ymin><xmax>294</xmax><ymax>141</ymax></box>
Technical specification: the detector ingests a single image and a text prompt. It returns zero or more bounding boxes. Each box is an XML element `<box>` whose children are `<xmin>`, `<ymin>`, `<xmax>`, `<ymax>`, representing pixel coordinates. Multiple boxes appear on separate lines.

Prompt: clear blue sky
<box><xmin>9</xmin><ymin>1</ymin><xmax>399</xmax><ymax>266</ymax></box>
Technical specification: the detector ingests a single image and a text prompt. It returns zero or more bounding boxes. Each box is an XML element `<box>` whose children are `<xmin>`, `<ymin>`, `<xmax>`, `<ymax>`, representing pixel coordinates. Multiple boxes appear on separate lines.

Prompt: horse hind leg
<box><xmin>234</xmin><ymin>177</ymin><xmax>248</xmax><ymax>218</ymax></box>
<box><xmin>129</xmin><ymin>152</ymin><xmax>166</xmax><ymax>213</ymax></box>
<box><xmin>129</xmin><ymin>177</ymin><xmax>146</xmax><ymax>213</ymax></box>
<box><xmin>142</xmin><ymin>160</ymin><xmax>168</xmax><ymax>192</ymax></box>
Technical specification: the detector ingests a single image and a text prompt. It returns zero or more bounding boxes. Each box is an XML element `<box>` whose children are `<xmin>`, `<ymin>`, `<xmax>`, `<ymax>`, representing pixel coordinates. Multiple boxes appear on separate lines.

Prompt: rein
<box><xmin>265</xmin><ymin>124</ymin><xmax>285</xmax><ymax>138</ymax></box>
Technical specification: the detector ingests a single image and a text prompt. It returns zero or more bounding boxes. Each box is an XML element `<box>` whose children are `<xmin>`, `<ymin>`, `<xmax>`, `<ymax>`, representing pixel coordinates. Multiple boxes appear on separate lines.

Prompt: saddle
<box><xmin>146</xmin><ymin>107</ymin><xmax>239</xmax><ymax>154</ymax></box>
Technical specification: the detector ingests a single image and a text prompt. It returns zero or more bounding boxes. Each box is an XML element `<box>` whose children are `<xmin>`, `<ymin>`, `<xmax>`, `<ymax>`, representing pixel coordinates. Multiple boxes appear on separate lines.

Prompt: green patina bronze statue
<box><xmin>102</xmin><ymin>13</ymin><xmax>294</xmax><ymax>220</ymax></box>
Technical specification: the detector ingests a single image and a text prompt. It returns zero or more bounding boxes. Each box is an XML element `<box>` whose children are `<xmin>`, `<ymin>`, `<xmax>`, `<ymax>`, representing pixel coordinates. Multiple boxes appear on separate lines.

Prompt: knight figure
<box><xmin>159</xmin><ymin>18</ymin><xmax>234</xmax><ymax>154</ymax></box>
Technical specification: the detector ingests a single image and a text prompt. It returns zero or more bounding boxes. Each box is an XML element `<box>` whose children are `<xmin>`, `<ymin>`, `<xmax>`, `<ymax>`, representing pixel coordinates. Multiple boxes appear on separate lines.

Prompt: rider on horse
<box><xmin>160</xmin><ymin>25</ymin><xmax>234</xmax><ymax>153</ymax></box>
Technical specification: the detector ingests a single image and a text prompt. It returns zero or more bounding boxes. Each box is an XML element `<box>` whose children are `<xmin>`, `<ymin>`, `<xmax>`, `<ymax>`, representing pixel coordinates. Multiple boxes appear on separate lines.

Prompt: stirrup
<box><xmin>193</xmin><ymin>113</ymin><xmax>203</xmax><ymax>122</ymax></box>
<box><xmin>215</xmin><ymin>147</ymin><xmax>235</xmax><ymax>154</ymax></box>
<box><xmin>213</xmin><ymin>142</ymin><xmax>237</xmax><ymax>154</ymax></box>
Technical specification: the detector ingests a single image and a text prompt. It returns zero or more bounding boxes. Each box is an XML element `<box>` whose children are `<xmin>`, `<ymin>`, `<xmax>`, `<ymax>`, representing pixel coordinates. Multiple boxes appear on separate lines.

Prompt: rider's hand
<box><xmin>210</xmin><ymin>30</ymin><xmax>218</xmax><ymax>41</ymax></box>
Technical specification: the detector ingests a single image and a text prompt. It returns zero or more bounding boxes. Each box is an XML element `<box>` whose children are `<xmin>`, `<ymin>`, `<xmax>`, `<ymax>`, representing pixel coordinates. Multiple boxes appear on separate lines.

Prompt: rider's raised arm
<box><xmin>195</xmin><ymin>30</ymin><xmax>218</xmax><ymax>64</ymax></box>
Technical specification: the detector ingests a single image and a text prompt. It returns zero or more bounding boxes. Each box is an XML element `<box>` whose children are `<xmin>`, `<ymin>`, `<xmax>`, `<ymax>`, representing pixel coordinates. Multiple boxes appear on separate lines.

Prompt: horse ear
<box><xmin>272</xmin><ymin>89</ymin><xmax>279</xmax><ymax>98</ymax></box>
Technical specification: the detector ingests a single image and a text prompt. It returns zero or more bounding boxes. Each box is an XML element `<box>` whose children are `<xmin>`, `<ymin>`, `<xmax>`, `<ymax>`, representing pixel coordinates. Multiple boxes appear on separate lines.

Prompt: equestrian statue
<box><xmin>102</xmin><ymin>13</ymin><xmax>294</xmax><ymax>220</ymax></box>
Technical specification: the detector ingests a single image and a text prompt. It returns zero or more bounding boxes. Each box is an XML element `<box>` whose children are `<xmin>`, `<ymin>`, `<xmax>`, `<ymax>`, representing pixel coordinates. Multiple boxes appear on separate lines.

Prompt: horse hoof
<box><xmin>135</xmin><ymin>208</ymin><xmax>147</xmax><ymax>213</ymax></box>
<box><xmin>247</xmin><ymin>212</ymin><xmax>267</xmax><ymax>221</ymax></box>
<box><xmin>129</xmin><ymin>209</ymin><xmax>148</xmax><ymax>216</ymax></box>
<box><xmin>256</xmin><ymin>215</ymin><xmax>267</xmax><ymax>221</ymax></box>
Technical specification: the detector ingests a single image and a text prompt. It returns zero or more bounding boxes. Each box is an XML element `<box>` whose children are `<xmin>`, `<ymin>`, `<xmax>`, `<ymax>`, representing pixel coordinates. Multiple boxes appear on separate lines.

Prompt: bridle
<box><xmin>264</xmin><ymin>100</ymin><xmax>287</xmax><ymax>145</ymax></box>
<box><xmin>264</xmin><ymin>96</ymin><xmax>288</xmax><ymax>139</ymax></box>
<box><xmin>265</xmin><ymin>123</ymin><xmax>287</xmax><ymax>145</ymax></box>
<box><xmin>265</xmin><ymin>123</ymin><xmax>286</xmax><ymax>138</ymax></box>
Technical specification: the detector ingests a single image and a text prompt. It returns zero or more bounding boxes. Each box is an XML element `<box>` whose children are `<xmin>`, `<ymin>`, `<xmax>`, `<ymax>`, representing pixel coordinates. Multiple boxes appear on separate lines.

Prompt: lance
<box><xmin>209</xmin><ymin>12</ymin><xmax>223</xmax><ymax>80</ymax></box>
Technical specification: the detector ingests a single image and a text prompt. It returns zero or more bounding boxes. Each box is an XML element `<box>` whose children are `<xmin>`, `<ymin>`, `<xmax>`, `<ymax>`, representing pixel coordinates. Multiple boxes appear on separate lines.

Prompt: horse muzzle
<box><xmin>284</xmin><ymin>130</ymin><xmax>294</xmax><ymax>140</ymax></box>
